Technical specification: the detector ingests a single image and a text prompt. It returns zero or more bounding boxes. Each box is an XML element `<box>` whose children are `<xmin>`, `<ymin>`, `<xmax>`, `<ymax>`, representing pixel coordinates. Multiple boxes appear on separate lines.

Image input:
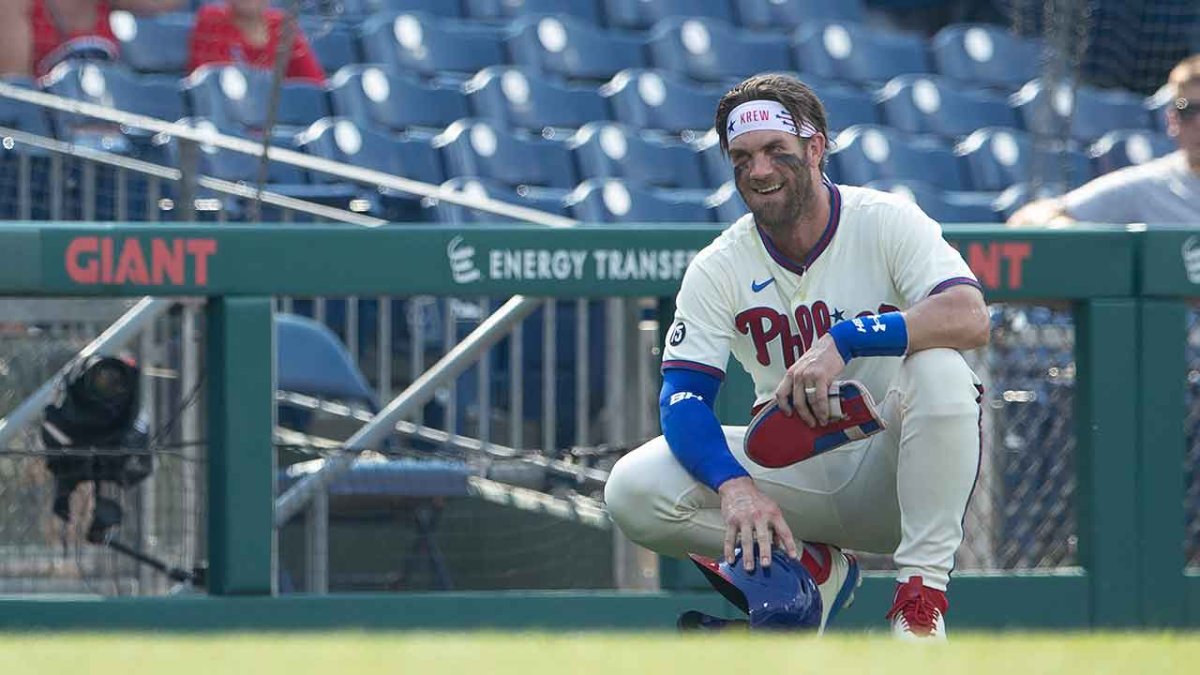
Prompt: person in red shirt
<box><xmin>188</xmin><ymin>0</ymin><xmax>326</xmax><ymax>84</ymax></box>
<box><xmin>0</xmin><ymin>0</ymin><xmax>182</xmax><ymax>78</ymax></box>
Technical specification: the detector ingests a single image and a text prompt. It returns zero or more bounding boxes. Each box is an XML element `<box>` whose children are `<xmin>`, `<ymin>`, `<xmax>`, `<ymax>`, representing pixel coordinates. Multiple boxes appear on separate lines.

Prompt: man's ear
<box><xmin>807</xmin><ymin>134</ymin><xmax>827</xmax><ymax>169</ymax></box>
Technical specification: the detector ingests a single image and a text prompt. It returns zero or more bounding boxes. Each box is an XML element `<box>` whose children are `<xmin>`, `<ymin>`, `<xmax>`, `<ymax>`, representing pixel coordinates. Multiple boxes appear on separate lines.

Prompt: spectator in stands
<box><xmin>1008</xmin><ymin>54</ymin><xmax>1200</xmax><ymax>226</ymax></box>
<box><xmin>0</xmin><ymin>0</ymin><xmax>184</xmax><ymax>78</ymax></box>
<box><xmin>188</xmin><ymin>0</ymin><xmax>326</xmax><ymax>84</ymax></box>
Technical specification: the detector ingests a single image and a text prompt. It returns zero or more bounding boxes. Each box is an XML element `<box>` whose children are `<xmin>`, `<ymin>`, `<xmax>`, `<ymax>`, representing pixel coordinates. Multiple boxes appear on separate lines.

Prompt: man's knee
<box><xmin>900</xmin><ymin>348</ymin><xmax>980</xmax><ymax>415</ymax></box>
<box><xmin>604</xmin><ymin>444</ymin><xmax>658</xmax><ymax>539</ymax></box>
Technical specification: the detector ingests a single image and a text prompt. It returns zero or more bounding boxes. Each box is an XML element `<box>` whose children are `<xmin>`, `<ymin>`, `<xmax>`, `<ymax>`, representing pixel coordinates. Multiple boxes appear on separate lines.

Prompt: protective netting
<box><xmin>1185</xmin><ymin>309</ymin><xmax>1200</xmax><ymax>569</ymax></box>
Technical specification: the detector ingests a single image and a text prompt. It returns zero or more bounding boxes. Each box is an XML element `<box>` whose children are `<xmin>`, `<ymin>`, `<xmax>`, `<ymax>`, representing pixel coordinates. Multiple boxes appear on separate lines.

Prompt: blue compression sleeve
<box><xmin>660</xmin><ymin>368</ymin><xmax>750</xmax><ymax>491</ymax></box>
<box><xmin>829</xmin><ymin>311</ymin><xmax>909</xmax><ymax>364</ymax></box>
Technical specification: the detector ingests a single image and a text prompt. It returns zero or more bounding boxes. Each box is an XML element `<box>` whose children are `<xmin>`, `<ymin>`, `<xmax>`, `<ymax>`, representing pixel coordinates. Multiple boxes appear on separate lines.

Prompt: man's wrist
<box><xmin>717</xmin><ymin>475</ymin><xmax>754</xmax><ymax>495</ymax></box>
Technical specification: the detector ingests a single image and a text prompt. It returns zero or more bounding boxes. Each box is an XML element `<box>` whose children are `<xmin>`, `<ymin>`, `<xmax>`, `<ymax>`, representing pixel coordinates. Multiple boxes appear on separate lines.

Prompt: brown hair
<box><xmin>714</xmin><ymin>73</ymin><xmax>831</xmax><ymax>168</ymax></box>
<box><xmin>1168</xmin><ymin>54</ymin><xmax>1200</xmax><ymax>96</ymax></box>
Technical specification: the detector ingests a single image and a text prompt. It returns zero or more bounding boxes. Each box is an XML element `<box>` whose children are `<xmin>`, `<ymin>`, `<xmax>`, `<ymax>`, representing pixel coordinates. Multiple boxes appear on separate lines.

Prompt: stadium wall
<box><xmin>0</xmin><ymin>221</ymin><xmax>1197</xmax><ymax>630</ymax></box>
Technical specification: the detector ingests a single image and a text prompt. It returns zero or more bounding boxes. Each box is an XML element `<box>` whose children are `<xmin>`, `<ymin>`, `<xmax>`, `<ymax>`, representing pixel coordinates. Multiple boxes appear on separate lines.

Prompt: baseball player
<box><xmin>604</xmin><ymin>73</ymin><xmax>989</xmax><ymax>639</ymax></box>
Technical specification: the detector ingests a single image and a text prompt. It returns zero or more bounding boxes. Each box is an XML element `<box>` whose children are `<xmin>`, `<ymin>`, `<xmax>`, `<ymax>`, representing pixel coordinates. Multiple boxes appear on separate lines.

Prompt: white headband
<box><xmin>725</xmin><ymin>100</ymin><xmax>818</xmax><ymax>142</ymax></box>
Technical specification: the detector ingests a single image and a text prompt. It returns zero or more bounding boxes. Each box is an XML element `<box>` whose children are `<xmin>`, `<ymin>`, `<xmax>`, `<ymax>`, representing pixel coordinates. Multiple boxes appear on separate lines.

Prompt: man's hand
<box><xmin>718</xmin><ymin>476</ymin><xmax>798</xmax><ymax>570</ymax></box>
<box><xmin>774</xmin><ymin>333</ymin><xmax>846</xmax><ymax>426</ymax></box>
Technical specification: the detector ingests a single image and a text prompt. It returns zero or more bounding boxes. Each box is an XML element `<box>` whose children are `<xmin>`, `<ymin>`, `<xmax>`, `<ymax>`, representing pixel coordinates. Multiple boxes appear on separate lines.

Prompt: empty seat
<box><xmin>1088</xmin><ymin>130</ymin><xmax>1176</xmax><ymax>175</ymax></box>
<box><xmin>793</xmin><ymin>21</ymin><xmax>930</xmax><ymax>86</ymax></box>
<box><xmin>932</xmin><ymin>24</ymin><xmax>1042</xmax><ymax>90</ymax></box>
<box><xmin>569</xmin><ymin>122</ymin><xmax>707</xmax><ymax>189</ymax></box>
<box><xmin>804</xmin><ymin>77</ymin><xmax>879</xmax><ymax>132</ymax></box>
<box><xmin>338</xmin><ymin>0</ymin><xmax>461</xmax><ymax>19</ymax></box>
<box><xmin>41</xmin><ymin>61</ymin><xmax>184</xmax><ymax>152</ymax></box>
<box><xmin>301</xmin><ymin>19</ymin><xmax>360</xmax><ymax>74</ymax></box>
<box><xmin>735</xmin><ymin>0</ymin><xmax>867</xmax><ymax>30</ymax></box>
<box><xmin>434</xmin><ymin>119</ymin><xmax>578</xmax><ymax>191</ymax></box>
<box><xmin>358</xmin><ymin>12</ymin><xmax>506</xmax><ymax>82</ymax></box>
<box><xmin>183</xmin><ymin>64</ymin><xmax>330</xmax><ymax>136</ymax></box>
<box><xmin>693</xmin><ymin>129</ymin><xmax>733</xmax><ymax>187</ymax></box>
<box><xmin>705</xmin><ymin>181</ymin><xmax>748</xmax><ymax>222</ymax></box>
<box><xmin>603</xmin><ymin>0</ymin><xmax>736</xmax><ymax>30</ymax></box>
<box><xmin>108</xmin><ymin>10</ymin><xmax>192</xmax><ymax>74</ymax></box>
<box><xmin>431</xmin><ymin>177</ymin><xmax>567</xmax><ymax>224</ymax></box>
<box><xmin>463</xmin><ymin>0</ymin><xmax>602</xmax><ymax>23</ymax></box>
<box><xmin>297</xmin><ymin>118</ymin><xmax>444</xmax><ymax>221</ymax></box>
<box><xmin>1011</xmin><ymin>80</ymin><xmax>1151</xmax><ymax>144</ymax></box>
<box><xmin>831</xmin><ymin>125</ymin><xmax>966</xmax><ymax>190</ymax></box>
<box><xmin>330</xmin><ymin>65</ymin><xmax>469</xmax><ymax>134</ymax></box>
<box><xmin>1145</xmin><ymin>84</ymin><xmax>1175</xmax><ymax>133</ymax></box>
<box><xmin>0</xmin><ymin>78</ymin><xmax>52</xmax><ymax>137</ymax></box>
<box><xmin>463</xmin><ymin>67</ymin><xmax>609</xmax><ymax>137</ymax></box>
<box><xmin>508</xmin><ymin>15</ymin><xmax>646</xmax><ymax>82</ymax></box>
<box><xmin>876</xmin><ymin>75</ymin><xmax>1018</xmax><ymax>138</ymax></box>
<box><xmin>565</xmin><ymin>179</ymin><xmax>712</xmax><ymax>222</ymax></box>
<box><xmin>649</xmin><ymin>17</ymin><xmax>792</xmax><ymax>84</ymax></box>
<box><xmin>601</xmin><ymin>69</ymin><xmax>722</xmax><ymax>134</ymax></box>
<box><xmin>956</xmin><ymin>127</ymin><xmax>1092</xmax><ymax>191</ymax></box>
<box><xmin>865</xmin><ymin>179</ymin><xmax>1001</xmax><ymax>223</ymax></box>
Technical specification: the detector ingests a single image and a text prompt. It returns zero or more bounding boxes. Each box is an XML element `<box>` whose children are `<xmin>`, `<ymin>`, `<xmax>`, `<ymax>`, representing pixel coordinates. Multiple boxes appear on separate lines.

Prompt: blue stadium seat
<box><xmin>508</xmin><ymin>15</ymin><xmax>646</xmax><ymax>82</ymax></box>
<box><xmin>431</xmin><ymin>177</ymin><xmax>567</xmax><ymax>224</ymax></box>
<box><xmin>802</xmin><ymin>77</ymin><xmax>880</xmax><ymax>132</ymax></box>
<box><xmin>108</xmin><ymin>10</ymin><xmax>192</xmax><ymax>74</ymax></box>
<box><xmin>329</xmin><ymin>65</ymin><xmax>468</xmax><ymax>134</ymax></box>
<box><xmin>296</xmin><ymin>118</ymin><xmax>444</xmax><ymax>221</ymax></box>
<box><xmin>463</xmin><ymin>67</ymin><xmax>609</xmax><ymax>137</ymax></box>
<box><xmin>569</xmin><ymin>122</ymin><xmax>707</xmax><ymax>189</ymax></box>
<box><xmin>705</xmin><ymin>181</ymin><xmax>748</xmax><ymax>222</ymax></box>
<box><xmin>956</xmin><ymin>127</ymin><xmax>1092</xmax><ymax>191</ymax></box>
<box><xmin>41</xmin><ymin>62</ymin><xmax>184</xmax><ymax>154</ymax></box>
<box><xmin>1088</xmin><ymin>130</ymin><xmax>1176</xmax><ymax>175</ymax></box>
<box><xmin>1011</xmin><ymin>80</ymin><xmax>1152</xmax><ymax>144</ymax></box>
<box><xmin>831</xmin><ymin>125</ymin><xmax>966</xmax><ymax>190</ymax></box>
<box><xmin>1145</xmin><ymin>84</ymin><xmax>1174</xmax><ymax>134</ymax></box>
<box><xmin>932</xmin><ymin>24</ymin><xmax>1042</xmax><ymax>91</ymax></box>
<box><xmin>565</xmin><ymin>179</ymin><xmax>713</xmax><ymax>222</ymax></box>
<box><xmin>464</xmin><ymin>0</ymin><xmax>602</xmax><ymax>23</ymax></box>
<box><xmin>434</xmin><ymin>119</ymin><xmax>578</xmax><ymax>191</ymax></box>
<box><xmin>793</xmin><ymin>21</ymin><xmax>930</xmax><ymax>87</ymax></box>
<box><xmin>693</xmin><ymin>129</ymin><xmax>734</xmax><ymax>188</ymax></box>
<box><xmin>358</xmin><ymin>12</ymin><xmax>506</xmax><ymax>83</ymax></box>
<box><xmin>864</xmin><ymin>179</ymin><xmax>1001</xmax><ymax>223</ymax></box>
<box><xmin>276</xmin><ymin>312</ymin><xmax>378</xmax><ymax>409</ymax></box>
<box><xmin>183</xmin><ymin>64</ymin><xmax>330</xmax><ymax>137</ymax></box>
<box><xmin>338</xmin><ymin>0</ymin><xmax>461</xmax><ymax>19</ymax></box>
<box><xmin>601</xmin><ymin>69</ymin><xmax>722</xmax><ymax>135</ymax></box>
<box><xmin>300</xmin><ymin>19</ymin><xmax>360</xmax><ymax>75</ymax></box>
<box><xmin>735</xmin><ymin>0</ymin><xmax>867</xmax><ymax>30</ymax></box>
<box><xmin>649</xmin><ymin>17</ymin><xmax>792</xmax><ymax>84</ymax></box>
<box><xmin>602</xmin><ymin>0</ymin><xmax>735</xmax><ymax>30</ymax></box>
<box><xmin>876</xmin><ymin>75</ymin><xmax>1018</xmax><ymax>138</ymax></box>
<box><xmin>0</xmin><ymin>78</ymin><xmax>52</xmax><ymax>137</ymax></box>
<box><xmin>992</xmin><ymin>181</ymin><xmax>1069</xmax><ymax>220</ymax></box>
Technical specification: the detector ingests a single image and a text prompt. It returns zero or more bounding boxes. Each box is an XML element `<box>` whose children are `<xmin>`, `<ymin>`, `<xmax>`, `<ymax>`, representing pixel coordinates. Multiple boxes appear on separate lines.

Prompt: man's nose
<box><xmin>745</xmin><ymin>153</ymin><xmax>775</xmax><ymax>180</ymax></box>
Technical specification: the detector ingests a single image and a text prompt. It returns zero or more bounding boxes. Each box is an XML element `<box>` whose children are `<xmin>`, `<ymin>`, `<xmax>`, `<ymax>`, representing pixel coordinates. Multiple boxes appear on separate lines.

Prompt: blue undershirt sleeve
<box><xmin>659</xmin><ymin>368</ymin><xmax>750</xmax><ymax>491</ymax></box>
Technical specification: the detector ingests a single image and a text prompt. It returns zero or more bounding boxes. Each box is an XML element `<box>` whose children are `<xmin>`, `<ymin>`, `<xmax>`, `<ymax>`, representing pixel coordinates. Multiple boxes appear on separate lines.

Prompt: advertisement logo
<box><xmin>447</xmin><ymin>235</ymin><xmax>481</xmax><ymax>284</ymax></box>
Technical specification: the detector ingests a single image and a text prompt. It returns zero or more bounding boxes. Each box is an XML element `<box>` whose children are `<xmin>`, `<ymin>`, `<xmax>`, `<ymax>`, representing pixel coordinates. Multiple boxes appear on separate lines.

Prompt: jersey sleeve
<box><xmin>882</xmin><ymin>199</ymin><xmax>981</xmax><ymax>306</ymax></box>
<box><xmin>1060</xmin><ymin>171</ymin><xmax>1139</xmax><ymax>224</ymax></box>
<box><xmin>661</xmin><ymin>257</ymin><xmax>735</xmax><ymax>380</ymax></box>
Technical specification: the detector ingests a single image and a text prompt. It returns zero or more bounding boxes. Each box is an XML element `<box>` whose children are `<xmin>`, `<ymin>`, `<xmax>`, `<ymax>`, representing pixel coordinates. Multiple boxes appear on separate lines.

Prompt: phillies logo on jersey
<box><xmin>735</xmin><ymin>301</ymin><xmax>900</xmax><ymax>367</ymax></box>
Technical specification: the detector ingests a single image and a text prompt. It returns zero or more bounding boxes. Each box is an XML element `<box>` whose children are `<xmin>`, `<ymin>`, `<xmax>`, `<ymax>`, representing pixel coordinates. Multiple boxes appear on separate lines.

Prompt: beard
<box><xmin>739</xmin><ymin>161</ymin><xmax>816</xmax><ymax>235</ymax></box>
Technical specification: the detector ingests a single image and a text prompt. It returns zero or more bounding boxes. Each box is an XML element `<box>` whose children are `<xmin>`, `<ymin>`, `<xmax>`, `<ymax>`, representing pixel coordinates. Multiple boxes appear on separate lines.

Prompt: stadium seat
<box><xmin>1011</xmin><ymin>80</ymin><xmax>1151</xmax><ymax>144</ymax></box>
<box><xmin>463</xmin><ymin>0</ymin><xmax>602</xmax><ymax>24</ymax></box>
<box><xmin>932</xmin><ymin>24</ymin><xmax>1042</xmax><ymax>91</ymax></box>
<box><xmin>991</xmin><ymin>181</ymin><xmax>1069</xmax><ymax>220</ymax></box>
<box><xmin>430</xmin><ymin>177</ymin><xmax>567</xmax><ymax>224</ymax></box>
<box><xmin>508</xmin><ymin>15</ymin><xmax>646</xmax><ymax>82</ymax></box>
<box><xmin>864</xmin><ymin>179</ymin><xmax>1001</xmax><ymax>223</ymax></box>
<box><xmin>569</xmin><ymin>122</ymin><xmax>707</xmax><ymax>190</ymax></box>
<box><xmin>793</xmin><ymin>21</ymin><xmax>931</xmax><ymax>87</ymax></box>
<box><xmin>956</xmin><ymin>127</ymin><xmax>1092</xmax><ymax>191</ymax></box>
<box><xmin>705</xmin><ymin>181</ymin><xmax>748</xmax><ymax>222</ymax></box>
<box><xmin>1088</xmin><ymin>130</ymin><xmax>1176</xmax><ymax>175</ymax></box>
<box><xmin>735</xmin><ymin>0</ymin><xmax>867</xmax><ymax>30</ymax></box>
<box><xmin>649</xmin><ymin>17</ymin><xmax>793</xmax><ymax>84</ymax></box>
<box><xmin>876</xmin><ymin>75</ymin><xmax>1018</xmax><ymax>138</ymax></box>
<box><xmin>337</xmin><ymin>0</ymin><xmax>461</xmax><ymax>19</ymax></box>
<box><xmin>434</xmin><ymin>119</ymin><xmax>578</xmax><ymax>192</ymax></box>
<box><xmin>1145</xmin><ymin>84</ymin><xmax>1175</xmax><ymax>133</ymax></box>
<box><xmin>565</xmin><ymin>179</ymin><xmax>712</xmax><ymax>222</ymax></box>
<box><xmin>693</xmin><ymin>129</ymin><xmax>734</xmax><ymax>188</ymax></box>
<box><xmin>601</xmin><ymin>69</ymin><xmax>722</xmax><ymax>135</ymax></box>
<box><xmin>108</xmin><ymin>10</ymin><xmax>192</xmax><ymax>74</ymax></box>
<box><xmin>183</xmin><ymin>65</ymin><xmax>330</xmax><ymax>137</ymax></box>
<box><xmin>358</xmin><ymin>12</ymin><xmax>506</xmax><ymax>83</ymax></box>
<box><xmin>296</xmin><ymin>117</ymin><xmax>444</xmax><ymax>221</ymax></box>
<box><xmin>301</xmin><ymin>19</ymin><xmax>360</xmax><ymax>75</ymax></box>
<box><xmin>463</xmin><ymin>67</ymin><xmax>609</xmax><ymax>137</ymax></box>
<box><xmin>803</xmin><ymin>77</ymin><xmax>880</xmax><ymax>132</ymax></box>
<box><xmin>329</xmin><ymin>65</ymin><xmax>469</xmax><ymax>135</ymax></box>
<box><xmin>0</xmin><ymin>78</ymin><xmax>52</xmax><ymax>137</ymax></box>
<box><xmin>602</xmin><ymin>0</ymin><xmax>736</xmax><ymax>30</ymax></box>
<box><xmin>276</xmin><ymin>312</ymin><xmax>378</xmax><ymax>434</ymax></box>
<box><xmin>831</xmin><ymin>125</ymin><xmax>966</xmax><ymax>190</ymax></box>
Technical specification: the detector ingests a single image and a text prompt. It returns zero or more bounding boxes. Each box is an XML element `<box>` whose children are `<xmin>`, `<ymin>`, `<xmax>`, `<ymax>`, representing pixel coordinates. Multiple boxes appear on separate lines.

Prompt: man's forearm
<box><xmin>903</xmin><ymin>286</ymin><xmax>990</xmax><ymax>353</ymax></box>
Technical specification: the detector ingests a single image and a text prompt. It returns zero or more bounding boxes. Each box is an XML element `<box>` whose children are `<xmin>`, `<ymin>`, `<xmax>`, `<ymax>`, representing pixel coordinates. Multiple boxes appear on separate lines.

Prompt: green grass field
<box><xmin>1</xmin><ymin>632</ymin><xmax>1198</xmax><ymax>675</ymax></box>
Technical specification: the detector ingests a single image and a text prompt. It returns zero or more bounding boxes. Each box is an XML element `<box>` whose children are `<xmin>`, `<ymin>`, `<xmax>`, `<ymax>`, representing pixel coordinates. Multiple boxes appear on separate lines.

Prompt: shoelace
<box><xmin>890</xmin><ymin>596</ymin><xmax>939</xmax><ymax>635</ymax></box>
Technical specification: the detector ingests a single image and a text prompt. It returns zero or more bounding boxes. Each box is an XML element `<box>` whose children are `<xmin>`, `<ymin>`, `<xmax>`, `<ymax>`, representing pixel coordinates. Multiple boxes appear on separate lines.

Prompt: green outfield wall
<box><xmin>0</xmin><ymin>221</ymin><xmax>1195</xmax><ymax>631</ymax></box>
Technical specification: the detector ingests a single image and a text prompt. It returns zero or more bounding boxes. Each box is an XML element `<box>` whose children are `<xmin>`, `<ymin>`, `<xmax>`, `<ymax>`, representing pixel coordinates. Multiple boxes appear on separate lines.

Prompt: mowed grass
<box><xmin>1</xmin><ymin>632</ymin><xmax>1199</xmax><ymax>675</ymax></box>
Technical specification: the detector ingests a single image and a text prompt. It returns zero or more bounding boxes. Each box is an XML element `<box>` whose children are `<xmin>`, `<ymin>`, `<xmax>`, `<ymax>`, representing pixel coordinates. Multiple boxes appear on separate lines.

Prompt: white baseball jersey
<box><xmin>662</xmin><ymin>181</ymin><xmax>980</xmax><ymax>408</ymax></box>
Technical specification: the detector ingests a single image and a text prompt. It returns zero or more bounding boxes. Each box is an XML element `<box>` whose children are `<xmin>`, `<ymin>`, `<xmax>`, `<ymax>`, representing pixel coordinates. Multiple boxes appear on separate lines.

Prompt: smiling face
<box><xmin>728</xmin><ymin>128</ymin><xmax>824</xmax><ymax>233</ymax></box>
